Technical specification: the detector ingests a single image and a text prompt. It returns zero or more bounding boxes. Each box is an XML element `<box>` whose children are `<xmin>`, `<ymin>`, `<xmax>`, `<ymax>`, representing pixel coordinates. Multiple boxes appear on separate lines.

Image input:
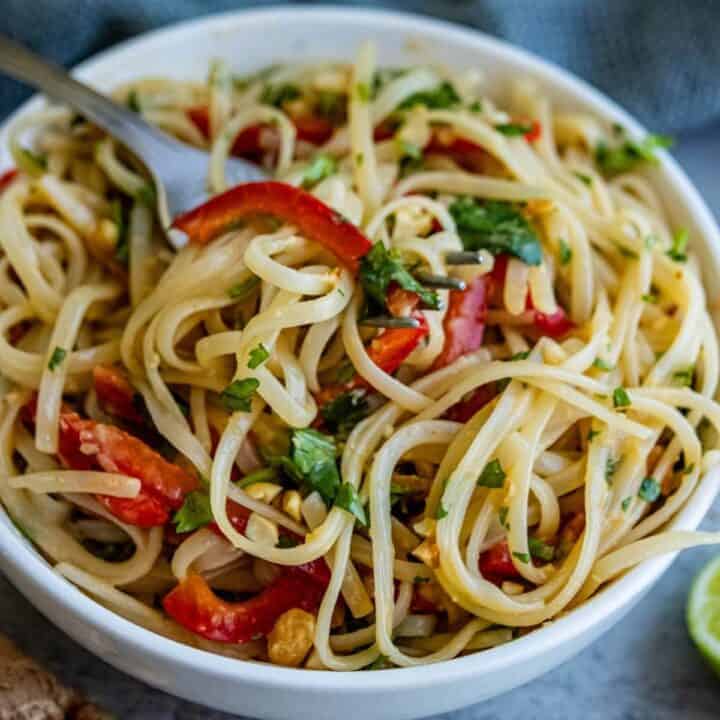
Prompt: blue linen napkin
<box><xmin>1</xmin><ymin>0</ymin><xmax>720</xmax><ymax>134</ymax></box>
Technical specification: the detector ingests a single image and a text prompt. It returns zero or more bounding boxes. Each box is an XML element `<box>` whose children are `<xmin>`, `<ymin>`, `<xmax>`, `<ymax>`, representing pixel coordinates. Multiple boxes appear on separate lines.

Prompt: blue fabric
<box><xmin>1</xmin><ymin>1</ymin><xmax>719</xmax><ymax>134</ymax></box>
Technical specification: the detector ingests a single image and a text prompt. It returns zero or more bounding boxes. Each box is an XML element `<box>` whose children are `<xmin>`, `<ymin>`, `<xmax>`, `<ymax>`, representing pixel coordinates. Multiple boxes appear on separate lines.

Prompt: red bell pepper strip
<box><xmin>187</xmin><ymin>107</ymin><xmax>333</xmax><ymax>154</ymax></box>
<box><xmin>163</xmin><ymin>565</ymin><xmax>328</xmax><ymax>644</ymax></box>
<box><xmin>432</xmin><ymin>276</ymin><xmax>488</xmax><ymax>370</ymax></box>
<box><xmin>26</xmin><ymin>400</ymin><xmax>199</xmax><ymax>528</ymax></box>
<box><xmin>445</xmin><ymin>384</ymin><xmax>496</xmax><ymax>423</ymax></box>
<box><xmin>478</xmin><ymin>540</ymin><xmax>521</xmax><ymax>583</ymax></box>
<box><xmin>489</xmin><ymin>254</ymin><xmax>573</xmax><ymax>339</ymax></box>
<box><xmin>364</xmin><ymin>315</ymin><xmax>429</xmax><ymax>376</ymax></box>
<box><xmin>93</xmin><ymin>366</ymin><xmax>145</xmax><ymax>425</ymax></box>
<box><xmin>0</xmin><ymin>168</ymin><xmax>18</xmax><ymax>193</ymax></box>
<box><xmin>524</xmin><ymin>120</ymin><xmax>542</xmax><ymax>143</ymax></box>
<box><xmin>172</xmin><ymin>181</ymin><xmax>372</xmax><ymax>272</ymax></box>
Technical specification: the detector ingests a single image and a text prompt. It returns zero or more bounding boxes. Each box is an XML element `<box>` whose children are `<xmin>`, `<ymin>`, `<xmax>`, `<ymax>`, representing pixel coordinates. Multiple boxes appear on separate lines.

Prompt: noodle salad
<box><xmin>2</xmin><ymin>41</ymin><xmax>720</xmax><ymax>670</ymax></box>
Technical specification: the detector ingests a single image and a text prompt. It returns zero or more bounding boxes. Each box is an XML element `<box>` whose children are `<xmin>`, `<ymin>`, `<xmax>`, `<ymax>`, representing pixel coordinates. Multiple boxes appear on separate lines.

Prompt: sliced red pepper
<box><xmin>489</xmin><ymin>254</ymin><xmax>573</xmax><ymax>339</ymax></box>
<box><xmin>524</xmin><ymin>120</ymin><xmax>542</xmax><ymax>143</ymax></box>
<box><xmin>26</xmin><ymin>402</ymin><xmax>199</xmax><ymax>528</ymax></box>
<box><xmin>172</xmin><ymin>181</ymin><xmax>372</xmax><ymax>272</ymax></box>
<box><xmin>445</xmin><ymin>384</ymin><xmax>496</xmax><ymax>423</ymax></box>
<box><xmin>93</xmin><ymin>366</ymin><xmax>145</xmax><ymax>425</ymax></box>
<box><xmin>432</xmin><ymin>276</ymin><xmax>487</xmax><ymax>370</ymax></box>
<box><xmin>0</xmin><ymin>168</ymin><xmax>18</xmax><ymax>193</ymax></box>
<box><xmin>364</xmin><ymin>314</ymin><xmax>429</xmax><ymax>376</ymax></box>
<box><xmin>478</xmin><ymin>539</ymin><xmax>521</xmax><ymax>584</ymax></box>
<box><xmin>385</xmin><ymin>284</ymin><xmax>421</xmax><ymax>318</ymax></box>
<box><xmin>163</xmin><ymin>568</ymin><xmax>327</xmax><ymax>644</ymax></box>
<box><xmin>187</xmin><ymin>107</ymin><xmax>333</xmax><ymax>156</ymax></box>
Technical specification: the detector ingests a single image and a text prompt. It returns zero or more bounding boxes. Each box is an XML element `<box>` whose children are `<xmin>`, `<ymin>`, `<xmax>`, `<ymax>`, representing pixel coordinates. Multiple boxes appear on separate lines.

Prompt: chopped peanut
<box><xmin>282</xmin><ymin>490</ymin><xmax>303</xmax><ymax>523</ymax></box>
<box><xmin>267</xmin><ymin>608</ymin><xmax>316</xmax><ymax>667</ymax></box>
<box><xmin>246</xmin><ymin>513</ymin><xmax>279</xmax><ymax>546</ymax></box>
<box><xmin>245</xmin><ymin>482</ymin><xmax>284</xmax><ymax>504</ymax></box>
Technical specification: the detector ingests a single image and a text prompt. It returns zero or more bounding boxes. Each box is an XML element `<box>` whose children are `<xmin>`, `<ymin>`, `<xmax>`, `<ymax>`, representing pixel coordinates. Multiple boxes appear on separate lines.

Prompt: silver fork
<box><xmin>0</xmin><ymin>34</ymin><xmax>268</xmax><ymax>247</ymax></box>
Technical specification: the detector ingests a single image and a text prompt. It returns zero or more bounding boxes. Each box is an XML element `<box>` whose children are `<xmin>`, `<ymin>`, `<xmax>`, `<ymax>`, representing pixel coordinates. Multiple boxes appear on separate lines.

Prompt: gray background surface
<box><xmin>3</xmin><ymin>108</ymin><xmax>720</xmax><ymax>720</ymax></box>
<box><xmin>3</xmin><ymin>3</ymin><xmax>720</xmax><ymax>718</ymax></box>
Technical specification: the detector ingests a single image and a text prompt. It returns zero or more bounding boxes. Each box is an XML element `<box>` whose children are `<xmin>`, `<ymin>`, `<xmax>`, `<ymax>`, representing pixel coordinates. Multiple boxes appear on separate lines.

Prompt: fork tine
<box><xmin>445</xmin><ymin>251</ymin><xmax>486</xmax><ymax>265</ymax></box>
<box><xmin>414</xmin><ymin>272</ymin><xmax>466</xmax><ymax>291</ymax></box>
<box><xmin>360</xmin><ymin>316</ymin><xmax>421</xmax><ymax>329</ymax></box>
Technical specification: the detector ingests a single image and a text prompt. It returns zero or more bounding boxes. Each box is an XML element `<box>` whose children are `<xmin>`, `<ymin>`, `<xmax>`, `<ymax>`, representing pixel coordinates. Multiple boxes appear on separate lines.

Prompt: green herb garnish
<box><xmin>228</xmin><ymin>275</ymin><xmax>260</xmax><ymax>300</ymax></box>
<box><xmin>477</xmin><ymin>459</ymin><xmax>506</xmax><ymax>488</ymax></box>
<box><xmin>320</xmin><ymin>390</ymin><xmax>369</xmax><ymax>438</ymax></box>
<box><xmin>261</xmin><ymin>83</ymin><xmax>301</xmax><ymax>107</ymax></box>
<box><xmin>291</xmin><ymin>429</ymin><xmax>340</xmax><ymax>504</ymax></box>
<box><xmin>173</xmin><ymin>491</ymin><xmax>213</xmax><ymax>533</ymax></box>
<box><xmin>247</xmin><ymin>343</ymin><xmax>270</xmax><ymax>370</ymax></box>
<box><xmin>528</xmin><ymin>537</ymin><xmax>555</xmax><ymax>562</ymax></box>
<box><xmin>220</xmin><ymin>378</ymin><xmax>260</xmax><ymax>412</ymax></box>
<box><xmin>449</xmin><ymin>197</ymin><xmax>542</xmax><ymax>266</ymax></box>
<box><xmin>613</xmin><ymin>387</ymin><xmax>632</xmax><ymax>408</ymax></box>
<box><xmin>595</xmin><ymin>133</ymin><xmax>673</xmax><ymax>177</ymax></box>
<box><xmin>301</xmin><ymin>153</ymin><xmax>337</xmax><ymax>189</ymax></box>
<box><xmin>667</xmin><ymin>228</ymin><xmax>689</xmax><ymax>262</ymax></box>
<box><xmin>495</xmin><ymin>122</ymin><xmax>533</xmax><ymax>137</ymax></box>
<box><xmin>638</xmin><ymin>476</ymin><xmax>661</xmax><ymax>503</ymax></box>
<box><xmin>559</xmin><ymin>239</ymin><xmax>573</xmax><ymax>265</ymax></box>
<box><xmin>398</xmin><ymin>81</ymin><xmax>460</xmax><ymax>110</ymax></box>
<box><xmin>334</xmin><ymin>482</ymin><xmax>368</xmax><ymax>527</ymax></box>
<box><xmin>47</xmin><ymin>346</ymin><xmax>66</xmax><ymax>371</ymax></box>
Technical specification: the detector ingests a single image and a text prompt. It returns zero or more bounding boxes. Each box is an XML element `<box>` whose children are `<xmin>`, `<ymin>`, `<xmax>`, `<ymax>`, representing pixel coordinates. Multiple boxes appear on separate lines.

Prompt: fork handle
<box><xmin>0</xmin><ymin>33</ymin><xmax>176</xmax><ymax>162</ymax></box>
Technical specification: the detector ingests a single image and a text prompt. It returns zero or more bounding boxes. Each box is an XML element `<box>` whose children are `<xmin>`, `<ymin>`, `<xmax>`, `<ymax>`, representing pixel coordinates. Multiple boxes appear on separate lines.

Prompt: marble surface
<box><xmin>3</xmin><ymin>127</ymin><xmax>720</xmax><ymax>720</ymax></box>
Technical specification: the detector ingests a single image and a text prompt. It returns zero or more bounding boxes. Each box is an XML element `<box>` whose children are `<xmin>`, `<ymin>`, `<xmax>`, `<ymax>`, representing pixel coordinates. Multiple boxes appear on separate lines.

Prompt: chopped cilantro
<box><xmin>301</xmin><ymin>153</ymin><xmax>337</xmax><ymax>189</ymax></box>
<box><xmin>595</xmin><ymin>133</ymin><xmax>673</xmax><ymax>177</ymax></box>
<box><xmin>173</xmin><ymin>490</ymin><xmax>213</xmax><ymax>533</ymax></box>
<box><xmin>359</xmin><ymin>242</ymin><xmax>440</xmax><ymax>311</ymax></box>
<box><xmin>320</xmin><ymin>390</ymin><xmax>369</xmax><ymax>438</ymax></box>
<box><xmin>672</xmin><ymin>366</ymin><xmax>694</xmax><ymax>387</ymax></box>
<box><xmin>613</xmin><ymin>387</ymin><xmax>631</xmax><ymax>408</ymax></box>
<box><xmin>477</xmin><ymin>459</ymin><xmax>506</xmax><ymax>488</ymax></box>
<box><xmin>291</xmin><ymin>429</ymin><xmax>340</xmax><ymax>504</ymax></box>
<box><xmin>593</xmin><ymin>357</ymin><xmax>613</xmax><ymax>371</ymax></box>
<box><xmin>220</xmin><ymin>378</ymin><xmax>260</xmax><ymax>412</ymax></box>
<box><xmin>510</xmin><ymin>351</ymin><xmax>531</xmax><ymax>361</ymax></box>
<box><xmin>606</xmin><ymin>456</ymin><xmax>621</xmax><ymax>483</ymax></box>
<box><xmin>395</xmin><ymin>137</ymin><xmax>424</xmax><ymax>176</ymax></box>
<box><xmin>621</xmin><ymin>497</ymin><xmax>632</xmax><ymax>512</ymax></box>
<box><xmin>247</xmin><ymin>343</ymin><xmax>270</xmax><ymax>370</ymax></box>
<box><xmin>559</xmin><ymin>239</ymin><xmax>572</xmax><ymax>265</ymax></box>
<box><xmin>512</xmin><ymin>551</ymin><xmax>530</xmax><ymax>564</ymax></box>
<box><xmin>261</xmin><ymin>83</ymin><xmax>301</xmax><ymax>107</ymax></box>
<box><xmin>528</xmin><ymin>537</ymin><xmax>555</xmax><ymax>562</ymax></box>
<box><xmin>277</xmin><ymin>535</ymin><xmax>299</xmax><ymax>548</ymax></box>
<box><xmin>237</xmin><ymin>467</ymin><xmax>277</xmax><ymax>489</ymax></box>
<box><xmin>449</xmin><ymin>197</ymin><xmax>542</xmax><ymax>266</ymax></box>
<box><xmin>398</xmin><ymin>81</ymin><xmax>460</xmax><ymax>110</ymax></box>
<box><xmin>334</xmin><ymin>482</ymin><xmax>368</xmax><ymax>526</ymax></box>
<box><xmin>228</xmin><ymin>275</ymin><xmax>260</xmax><ymax>300</ymax></box>
<box><xmin>667</xmin><ymin>228</ymin><xmax>689</xmax><ymax>262</ymax></box>
<box><xmin>499</xmin><ymin>506</ymin><xmax>509</xmax><ymax>528</ymax></box>
<box><xmin>495</xmin><ymin>122</ymin><xmax>533</xmax><ymax>137</ymax></box>
<box><xmin>355</xmin><ymin>152</ymin><xmax>364</xmax><ymax>167</ymax></box>
<box><xmin>47</xmin><ymin>346</ymin><xmax>66</xmax><ymax>371</ymax></box>
<box><xmin>587</xmin><ymin>429</ymin><xmax>601</xmax><ymax>442</ymax></box>
<box><xmin>638</xmin><ymin>476</ymin><xmax>661</xmax><ymax>503</ymax></box>
<box><xmin>573</xmin><ymin>171</ymin><xmax>592</xmax><ymax>186</ymax></box>
<box><xmin>468</xmin><ymin>100</ymin><xmax>483</xmax><ymax>113</ymax></box>
<box><xmin>434</xmin><ymin>501</ymin><xmax>449</xmax><ymax>520</ymax></box>
<box><xmin>642</xmin><ymin>293</ymin><xmax>658</xmax><ymax>304</ymax></box>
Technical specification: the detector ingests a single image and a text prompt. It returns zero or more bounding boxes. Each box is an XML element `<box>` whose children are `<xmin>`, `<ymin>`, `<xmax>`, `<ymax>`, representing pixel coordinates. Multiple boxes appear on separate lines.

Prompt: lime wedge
<box><xmin>687</xmin><ymin>554</ymin><xmax>720</xmax><ymax>676</ymax></box>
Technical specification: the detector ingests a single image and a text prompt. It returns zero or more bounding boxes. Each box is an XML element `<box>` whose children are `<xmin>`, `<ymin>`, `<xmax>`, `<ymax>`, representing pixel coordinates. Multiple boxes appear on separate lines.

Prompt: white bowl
<box><xmin>1</xmin><ymin>7</ymin><xmax>719</xmax><ymax>720</ymax></box>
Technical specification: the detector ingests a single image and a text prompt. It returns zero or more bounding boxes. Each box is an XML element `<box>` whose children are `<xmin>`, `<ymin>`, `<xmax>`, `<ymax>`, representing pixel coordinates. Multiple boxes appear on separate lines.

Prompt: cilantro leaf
<box><xmin>261</xmin><ymin>83</ymin><xmax>301</xmax><ymax>107</ymax></box>
<box><xmin>512</xmin><ymin>551</ymin><xmax>530</xmax><ymax>564</ymax></box>
<box><xmin>291</xmin><ymin>429</ymin><xmax>340</xmax><ymax>504</ymax></box>
<box><xmin>495</xmin><ymin>123</ymin><xmax>533</xmax><ymax>137</ymax></box>
<box><xmin>559</xmin><ymin>238</ymin><xmax>572</xmax><ymax>265</ymax></box>
<box><xmin>398</xmin><ymin>81</ymin><xmax>460</xmax><ymax>110</ymax></box>
<box><xmin>320</xmin><ymin>390</ymin><xmax>369</xmax><ymax>438</ymax></box>
<box><xmin>248</xmin><ymin>343</ymin><xmax>270</xmax><ymax>370</ymax></box>
<box><xmin>672</xmin><ymin>366</ymin><xmax>694</xmax><ymax>387</ymax></box>
<box><xmin>477</xmin><ymin>459</ymin><xmax>506</xmax><ymax>488</ymax></box>
<box><xmin>48</xmin><ymin>346</ymin><xmax>66</xmax><ymax>371</ymax></box>
<box><xmin>595</xmin><ymin>133</ymin><xmax>673</xmax><ymax>177</ymax></box>
<box><xmin>621</xmin><ymin>497</ymin><xmax>632</xmax><ymax>512</ymax></box>
<box><xmin>301</xmin><ymin>154</ymin><xmax>337</xmax><ymax>189</ymax></box>
<box><xmin>434</xmin><ymin>501</ymin><xmax>448</xmax><ymax>520</ymax></box>
<box><xmin>237</xmin><ymin>467</ymin><xmax>277</xmax><ymax>489</ymax></box>
<box><xmin>528</xmin><ymin>537</ymin><xmax>555</xmax><ymax>562</ymax></box>
<box><xmin>613</xmin><ymin>387</ymin><xmax>631</xmax><ymax>408</ymax></box>
<box><xmin>334</xmin><ymin>482</ymin><xmax>368</xmax><ymax>526</ymax></box>
<box><xmin>359</xmin><ymin>242</ymin><xmax>440</xmax><ymax>311</ymax></box>
<box><xmin>221</xmin><ymin>378</ymin><xmax>260</xmax><ymax>412</ymax></box>
<box><xmin>173</xmin><ymin>490</ymin><xmax>213</xmax><ymax>533</ymax></box>
<box><xmin>228</xmin><ymin>275</ymin><xmax>260</xmax><ymax>300</ymax></box>
<box><xmin>449</xmin><ymin>197</ymin><xmax>542</xmax><ymax>266</ymax></box>
<box><xmin>667</xmin><ymin>228</ymin><xmax>689</xmax><ymax>262</ymax></box>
